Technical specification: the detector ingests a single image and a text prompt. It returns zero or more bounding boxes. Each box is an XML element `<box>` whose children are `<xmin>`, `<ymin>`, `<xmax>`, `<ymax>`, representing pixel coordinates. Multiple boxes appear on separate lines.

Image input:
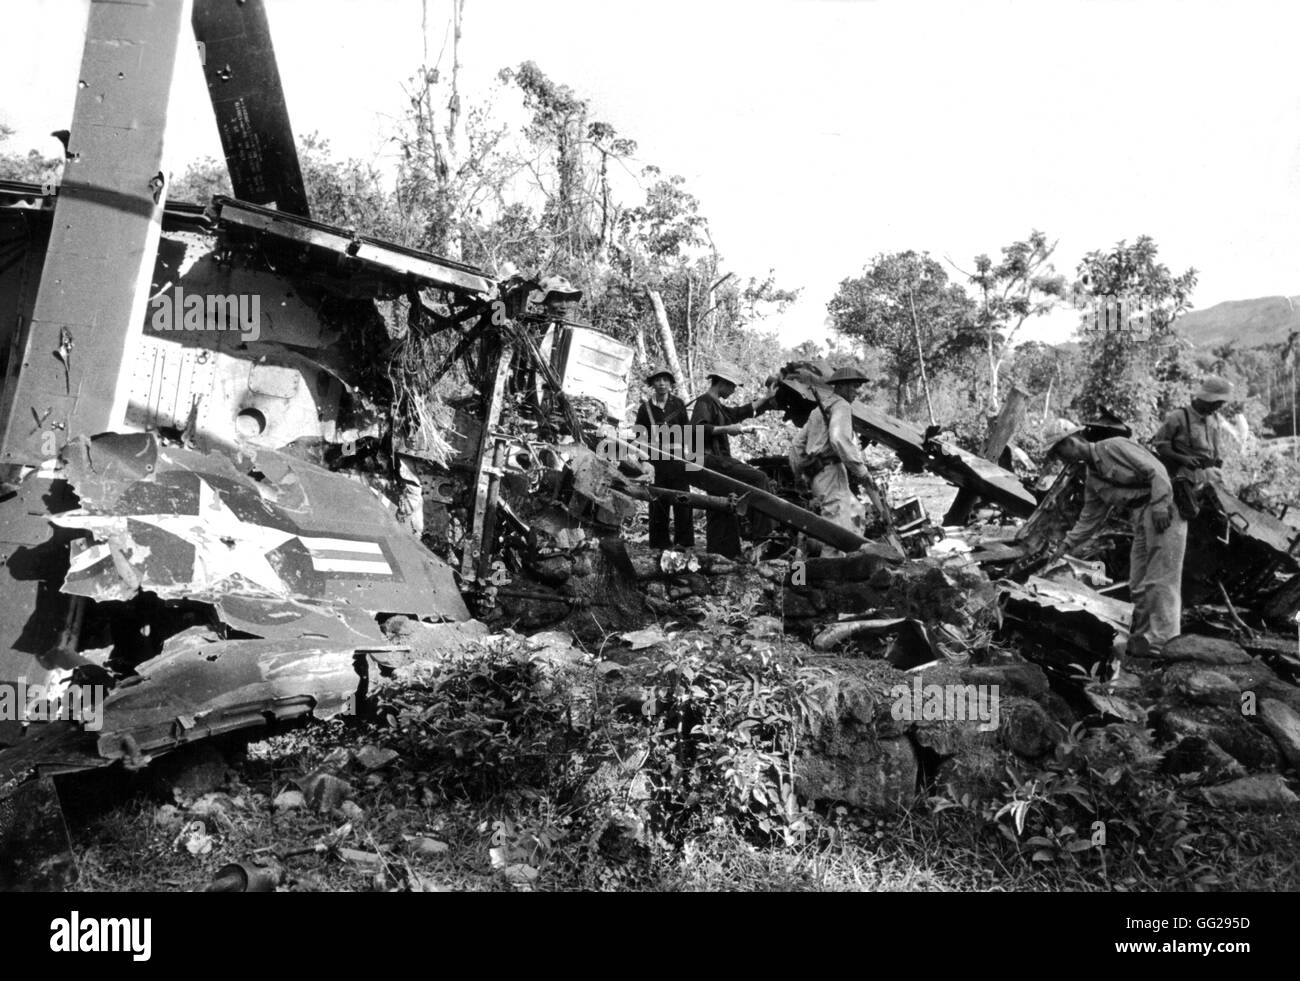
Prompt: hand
<box><xmin>1153</xmin><ymin>505</ymin><xmax>1173</xmax><ymax>534</ymax></box>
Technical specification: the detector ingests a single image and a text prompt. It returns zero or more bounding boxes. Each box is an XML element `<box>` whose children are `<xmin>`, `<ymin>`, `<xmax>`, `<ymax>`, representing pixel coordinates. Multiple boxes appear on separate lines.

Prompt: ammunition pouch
<box><xmin>1171</xmin><ymin>473</ymin><xmax>1201</xmax><ymax>521</ymax></box>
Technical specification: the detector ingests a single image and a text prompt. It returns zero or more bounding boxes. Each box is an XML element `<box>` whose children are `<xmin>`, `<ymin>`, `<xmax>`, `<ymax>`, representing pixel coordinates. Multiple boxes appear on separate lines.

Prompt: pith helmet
<box><xmin>707</xmin><ymin>361</ymin><xmax>744</xmax><ymax>387</ymax></box>
<box><xmin>1195</xmin><ymin>376</ymin><xmax>1233</xmax><ymax>403</ymax></box>
<box><xmin>828</xmin><ymin>365</ymin><xmax>870</xmax><ymax>385</ymax></box>
<box><xmin>1045</xmin><ymin>426</ymin><xmax>1088</xmax><ymax>458</ymax></box>
<box><xmin>645</xmin><ymin>368</ymin><xmax>676</xmax><ymax>385</ymax></box>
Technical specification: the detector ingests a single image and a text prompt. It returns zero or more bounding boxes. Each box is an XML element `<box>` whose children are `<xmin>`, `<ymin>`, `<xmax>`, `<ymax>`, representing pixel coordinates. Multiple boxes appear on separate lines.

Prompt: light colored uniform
<box><xmin>790</xmin><ymin>393</ymin><xmax>869</xmax><ymax>555</ymax></box>
<box><xmin>1152</xmin><ymin>404</ymin><xmax>1224</xmax><ymax>488</ymax></box>
<box><xmin>1062</xmin><ymin>437</ymin><xmax>1184</xmax><ymax>654</ymax></box>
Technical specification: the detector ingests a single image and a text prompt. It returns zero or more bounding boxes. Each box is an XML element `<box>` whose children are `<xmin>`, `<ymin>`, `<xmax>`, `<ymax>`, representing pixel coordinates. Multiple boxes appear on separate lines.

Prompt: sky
<box><xmin>3</xmin><ymin>0</ymin><xmax>1299</xmax><ymax>348</ymax></box>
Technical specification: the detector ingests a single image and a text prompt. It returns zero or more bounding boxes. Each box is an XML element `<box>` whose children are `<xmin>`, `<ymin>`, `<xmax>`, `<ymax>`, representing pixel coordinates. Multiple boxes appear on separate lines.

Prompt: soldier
<box><xmin>635</xmin><ymin>368</ymin><xmax>693</xmax><ymax>548</ymax></box>
<box><xmin>1152</xmin><ymin>376</ymin><xmax>1232</xmax><ymax>504</ymax></box>
<box><xmin>1043</xmin><ymin>428</ymin><xmax>1183</xmax><ymax>659</ymax></box>
<box><xmin>789</xmin><ymin>365</ymin><xmax>882</xmax><ymax>555</ymax></box>
<box><xmin>690</xmin><ymin>361</ymin><xmax>779</xmax><ymax>558</ymax></box>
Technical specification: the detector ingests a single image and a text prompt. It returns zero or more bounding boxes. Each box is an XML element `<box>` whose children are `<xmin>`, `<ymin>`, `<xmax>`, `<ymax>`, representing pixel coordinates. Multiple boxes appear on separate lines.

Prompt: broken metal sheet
<box><xmin>777</xmin><ymin>376</ymin><xmax>1038</xmax><ymax>517</ymax></box>
<box><xmin>51</xmin><ymin>433</ymin><xmax>468</xmax><ymax>634</ymax></box>
<box><xmin>0</xmin><ymin>0</ymin><xmax>189</xmax><ymax>466</ymax></box>
<box><xmin>0</xmin><ymin>470</ymin><xmax>86</xmax><ymax>693</ymax></box>
<box><xmin>999</xmin><ymin>575</ymin><xmax>1133</xmax><ymax>672</ymax></box>
<box><xmin>212</xmin><ymin>197</ymin><xmax>495</xmax><ymax>298</ymax></box>
<box><xmin>126</xmin><ymin>334</ymin><xmax>344</xmax><ymax>450</ymax></box>
<box><xmin>148</xmin><ymin>237</ymin><xmax>345</xmax><ymax>350</ymax></box>
<box><xmin>0</xmin><ymin>721</ymin><xmax>106</xmax><ymax>784</ymax></box>
<box><xmin>1184</xmin><ymin>484</ymin><xmax>1300</xmax><ymax>607</ymax></box>
<box><xmin>94</xmin><ymin>637</ymin><xmax>361</xmax><ymax>762</ymax></box>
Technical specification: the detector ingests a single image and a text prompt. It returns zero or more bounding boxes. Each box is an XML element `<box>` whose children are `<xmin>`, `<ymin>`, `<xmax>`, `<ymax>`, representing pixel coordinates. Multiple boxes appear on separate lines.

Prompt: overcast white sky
<box><xmin>3</xmin><ymin>0</ymin><xmax>1299</xmax><ymax>346</ymax></box>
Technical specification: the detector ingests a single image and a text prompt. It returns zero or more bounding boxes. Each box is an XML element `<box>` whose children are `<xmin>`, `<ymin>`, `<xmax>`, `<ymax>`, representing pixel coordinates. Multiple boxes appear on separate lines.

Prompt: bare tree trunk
<box><xmin>647</xmin><ymin>288</ymin><xmax>684</xmax><ymax>382</ymax></box>
<box><xmin>632</xmin><ymin>319</ymin><xmax>648</xmax><ymax>367</ymax></box>
<box><xmin>907</xmin><ymin>286</ymin><xmax>936</xmax><ymax>426</ymax></box>
<box><xmin>685</xmin><ymin>276</ymin><xmax>696</xmax><ymax>393</ymax></box>
<box><xmin>988</xmin><ymin>332</ymin><xmax>999</xmax><ymax>408</ymax></box>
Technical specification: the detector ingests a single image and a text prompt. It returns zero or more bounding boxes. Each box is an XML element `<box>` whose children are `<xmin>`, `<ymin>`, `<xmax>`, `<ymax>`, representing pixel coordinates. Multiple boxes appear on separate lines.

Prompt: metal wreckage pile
<box><xmin>5</xmin><ymin>0</ymin><xmax>1300</xmax><ymax>884</ymax></box>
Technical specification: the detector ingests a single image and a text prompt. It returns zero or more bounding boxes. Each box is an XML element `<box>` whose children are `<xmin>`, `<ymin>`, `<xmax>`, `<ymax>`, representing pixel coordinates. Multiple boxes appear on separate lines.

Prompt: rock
<box><xmin>321</xmin><ymin>747</ymin><xmax>354</xmax><ymax>770</ymax></box>
<box><xmin>154</xmin><ymin>804</ymin><xmax>184</xmax><ymax>830</ymax></box>
<box><xmin>408</xmin><ymin>837</ymin><xmax>450</xmax><ymax>857</ymax></box>
<box><xmin>1163</xmin><ymin>736</ymin><xmax>1247</xmax><ymax>785</ymax></box>
<box><xmin>1157</xmin><ymin>634</ymin><xmax>1252</xmax><ymax>666</ymax></box>
<box><xmin>795</xmin><ymin>736</ymin><xmax>918</xmax><ymax>812</ymax></box>
<box><xmin>794</xmin><ymin>658</ymin><xmax>917</xmax><ymax>810</ymax></box>
<box><xmin>160</xmin><ymin>744</ymin><xmax>228</xmax><ymax>799</ymax></box>
<box><xmin>1154</xmin><ymin>704</ymin><xmax>1280</xmax><ymax>770</ymax></box>
<box><xmin>375</xmin><ymin>618</ymin><xmax>489</xmax><ymax>667</ymax></box>
<box><xmin>997</xmin><ymin>698</ymin><xmax>1057</xmax><ymax>758</ymax></box>
<box><xmin>1168</xmin><ymin>668</ymin><xmax>1239</xmax><ymax>707</ymax></box>
<box><xmin>273</xmin><ymin>789</ymin><xmax>305</xmax><ymax>811</ymax></box>
<box><xmin>354</xmin><ymin>745</ymin><xmax>399</xmax><ymax>771</ymax></box>
<box><xmin>1259</xmin><ymin>699</ymin><xmax>1300</xmax><ymax>771</ymax></box>
<box><xmin>338</xmin><ymin>800</ymin><xmax>366</xmax><ymax>821</ymax></box>
<box><xmin>959</xmin><ymin>661</ymin><xmax>1049</xmax><ymax>700</ymax></box>
<box><xmin>1038</xmin><ymin>690</ymin><xmax>1078</xmax><ymax>729</ymax></box>
<box><xmin>530</xmin><ymin>554</ymin><xmax>574</xmax><ymax>584</ymax></box>
<box><xmin>1202</xmin><ymin>774</ymin><xmax>1299</xmax><ymax>809</ymax></box>
<box><xmin>294</xmin><ymin>771</ymin><xmax>354</xmax><ymax>812</ymax></box>
<box><xmin>904</xmin><ymin>663</ymin><xmax>1001</xmax><ymax>756</ymax></box>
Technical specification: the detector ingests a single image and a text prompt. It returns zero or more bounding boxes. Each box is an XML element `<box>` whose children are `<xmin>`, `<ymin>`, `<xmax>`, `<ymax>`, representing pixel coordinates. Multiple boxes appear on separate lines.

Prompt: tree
<box><xmin>827</xmin><ymin>251</ymin><xmax>976</xmax><ymax>416</ymax></box>
<box><xmin>1009</xmin><ymin>340</ymin><xmax>1084</xmax><ymax>422</ymax></box>
<box><xmin>966</xmin><ymin>230</ymin><xmax>1067</xmax><ymax>408</ymax></box>
<box><xmin>1073</xmin><ymin>236</ymin><xmax>1198</xmax><ymax>437</ymax></box>
<box><xmin>0</xmin><ymin>124</ymin><xmax>63</xmax><ymax>186</ymax></box>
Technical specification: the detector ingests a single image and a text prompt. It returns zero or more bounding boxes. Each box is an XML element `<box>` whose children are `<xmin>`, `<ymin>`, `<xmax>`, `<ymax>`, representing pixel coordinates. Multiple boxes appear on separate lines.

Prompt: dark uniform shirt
<box><xmin>691</xmin><ymin>392</ymin><xmax>758</xmax><ymax>458</ymax></box>
<box><xmin>634</xmin><ymin>395</ymin><xmax>688</xmax><ymax>458</ymax></box>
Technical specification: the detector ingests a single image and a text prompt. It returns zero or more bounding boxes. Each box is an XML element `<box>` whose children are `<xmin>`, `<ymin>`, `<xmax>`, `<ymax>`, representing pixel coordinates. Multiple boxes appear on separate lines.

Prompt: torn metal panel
<box><xmin>1184</xmin><ymin>485</ymin><xmax>1300</xmax><ymax>607</ymax></box>
<box><xmin>0</xmin><ymin>0</ymin><xmax>190</xmax><ymax>466</ymax></box>
<box><xmin>212</xmin><ymin>197</ymin><xmax>495</xmax><ymax>297</ymax></box>
<box><xmin>192</xmin><ymin>0</ymin><xmax>311</xmax><ymax>217</ymax></box>
<box><xmin>999</xmin><ymin>575</ymin><xmax>1133</xmax><ymax>672</ymax></box>
<box><xmin>776</xmin><ymin>375</ymin><xmax>1038</xmax><ymax>517</ymax></box>
<box><xmin>127</xmin><ymin>334</ymin><xmax>344</xmax><ymax>449</ymax></box>
<box><xmin>0</xmin><ymin>469</ymin><xmax>86</xmax><ymax>693</ymax></box>
<box><xmin>94</xmin><ymin>637</ymin><xmax>361</xmax><ymax>761</ymax></box>
<box><xmin>0</xmin><ymin>721</ymin><xmax>106</xmax><ymax>784</ymax></box>
<box><xmin>51</xmin><ymin>433</ymin><xmax>469</xmax><ymax>631</ymax></box>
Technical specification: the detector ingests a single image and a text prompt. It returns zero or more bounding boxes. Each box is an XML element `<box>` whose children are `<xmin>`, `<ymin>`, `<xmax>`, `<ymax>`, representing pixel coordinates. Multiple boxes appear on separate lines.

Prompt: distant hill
<box><xmin>1176</xmin><ymin>295</ymin><xmax>1300</xmax><ymax>349</ymax></box>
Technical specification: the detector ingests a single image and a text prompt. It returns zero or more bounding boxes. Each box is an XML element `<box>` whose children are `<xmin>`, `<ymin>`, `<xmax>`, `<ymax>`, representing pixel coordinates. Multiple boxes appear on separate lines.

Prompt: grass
<box><xmin>36</xmin><ymin>628</ymin><xmax>1300</xmax><ymax>893</ymax></box>
<box><xmin>50</xmin><ymin>702</ymin><xmax>1300</xmax><ymax>893</ymax></box>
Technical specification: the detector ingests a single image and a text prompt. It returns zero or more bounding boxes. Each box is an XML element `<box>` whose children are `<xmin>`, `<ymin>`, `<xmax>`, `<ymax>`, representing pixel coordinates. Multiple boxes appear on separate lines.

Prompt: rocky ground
<box><xmin>49</xmin><ymin>610</ymin><xmax>1300</xmax><ymax>892</ymax></box>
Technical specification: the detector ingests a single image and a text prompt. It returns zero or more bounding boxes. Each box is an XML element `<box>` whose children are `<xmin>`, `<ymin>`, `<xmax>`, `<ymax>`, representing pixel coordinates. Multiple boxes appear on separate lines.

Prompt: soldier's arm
<box><xmin>829</xmin><ymin>403</ymin><xmax>869</xmax><ymax>481</ymax></box>
<box><xmin>1061</xmin><ymin>486</ymin><xmax>1111</xmax><ymax>554</ymax></box>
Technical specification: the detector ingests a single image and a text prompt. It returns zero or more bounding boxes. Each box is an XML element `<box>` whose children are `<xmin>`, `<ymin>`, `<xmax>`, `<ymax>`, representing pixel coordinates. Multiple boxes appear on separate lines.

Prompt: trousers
<box><xmin>648</xmin><ymin>458</ymin><xmax>694</xmax><ymax>548</ymax></box>
<box><xmin>1128</xmin><ymin>501</ymin><xmax>1188</xmax><ymax>654</ymax></box>
<box><xmin>809</xmin><ymin>462</ymin><xmax>864</xmax><ymax>557</ymax></box>
<box><xmin>691</xmin><ymin>453</ymin><xmax>773</xmax><ymax>558</ymax></box>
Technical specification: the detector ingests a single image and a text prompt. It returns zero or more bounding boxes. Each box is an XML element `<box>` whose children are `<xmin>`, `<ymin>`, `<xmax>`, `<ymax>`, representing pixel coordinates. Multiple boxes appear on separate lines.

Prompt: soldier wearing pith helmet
<box><xmin>689</xmin><ymin>360</ymin><xmax>779</xmax><ymax>558</ymax></box>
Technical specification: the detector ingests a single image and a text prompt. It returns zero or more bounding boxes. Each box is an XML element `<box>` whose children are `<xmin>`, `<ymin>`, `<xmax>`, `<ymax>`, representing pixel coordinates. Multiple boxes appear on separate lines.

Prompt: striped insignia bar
<box><xmin>297</xmin><ymin>536</ymin><xmax>394</xmax><ymax>576</ymax></box>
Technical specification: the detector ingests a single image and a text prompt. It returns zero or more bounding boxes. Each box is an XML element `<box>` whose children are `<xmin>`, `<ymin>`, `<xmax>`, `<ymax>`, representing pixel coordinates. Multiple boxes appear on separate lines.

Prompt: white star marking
<box><xmin>53</xmin><ymin>478</ymin><xmax>297</xmax><ymax>597</ymax></box>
